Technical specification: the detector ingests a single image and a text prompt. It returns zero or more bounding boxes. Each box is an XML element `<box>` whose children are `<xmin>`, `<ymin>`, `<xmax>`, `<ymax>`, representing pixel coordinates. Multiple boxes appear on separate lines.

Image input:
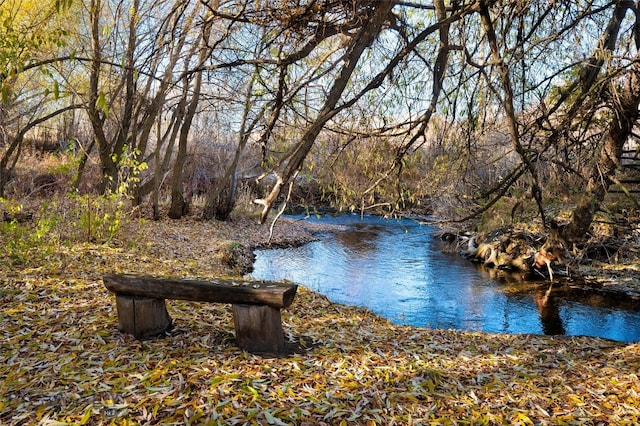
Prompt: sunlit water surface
<box><xmin>249</xmin><ymin>214</ymin><xmax>640</xmax><ymax>342</ymax></box>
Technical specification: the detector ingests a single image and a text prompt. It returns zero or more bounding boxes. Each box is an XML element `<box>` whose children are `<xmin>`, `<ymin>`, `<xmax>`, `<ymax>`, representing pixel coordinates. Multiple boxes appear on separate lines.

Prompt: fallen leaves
<box><xmin>1</xmin><ymin>217</ymin><xmax>640</xmax><ymax>424</ymax></box>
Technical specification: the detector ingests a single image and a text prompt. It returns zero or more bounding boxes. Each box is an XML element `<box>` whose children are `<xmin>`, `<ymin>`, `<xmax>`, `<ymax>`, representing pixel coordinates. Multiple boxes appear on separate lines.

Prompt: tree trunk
<box><xmin>131</xmin><ymin>3</ymin><xmax>197</xmax><ymax>207</ymax></box>
<box><xmin>152</xmin><ymin>113</ymin><xmax>180</xmax><ymax>220</ymax></box>
<box><xmin>479</xmin><ymin>1</ymin><xmax>546</xmax><ymax>226</ymax></box>
<box><xmin>167</xmin><ymin>93</ymin><xmax>190</xmax><ymax>219</ymax></box>
<box><xmin>0</xmin><ymin>135</ymin><xmax>22</xmax><ymax>198</ymax></box>
<box><xmin>88</xmin><ymin>0</ymin><xmax>116</xmax><ymax>194</ymax></box>
<box><xmin>168</xmin><ymin>18</ymin><xmax>210</xmax><ymax>219</ymax></box>
<box><xmin>203</xmin><ymin>175</ymin><xmax>237</xmax><ymax>221</ymax></box>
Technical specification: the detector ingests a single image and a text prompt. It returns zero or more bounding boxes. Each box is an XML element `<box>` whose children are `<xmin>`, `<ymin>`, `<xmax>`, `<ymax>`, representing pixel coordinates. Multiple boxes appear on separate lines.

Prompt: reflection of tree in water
<box><xmin>478</xmin><ymin>264</ymin><xmax>567</xmax><ymax>335</ymax></box>
<box><xmin>534</xmin><ymin>290</ymin><xmax>565</xmax><ymax>335</ymax></box>
<box><xmin>335</xmin><ymin>224</ymin><xmax>387</xmax><ymax>256</ymax></box>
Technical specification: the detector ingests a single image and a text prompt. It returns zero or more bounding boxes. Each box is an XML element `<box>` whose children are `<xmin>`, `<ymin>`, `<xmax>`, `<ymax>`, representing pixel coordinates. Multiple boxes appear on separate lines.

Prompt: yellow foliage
<box><xmin>0</xmin><ymin>0</ymin><xmax>65</xmax><ymax>30</ymax></box>
<box><xmin>0</xmin><ymin>0</ymin><xmax>72</xmax><ymax>69</ymax></box>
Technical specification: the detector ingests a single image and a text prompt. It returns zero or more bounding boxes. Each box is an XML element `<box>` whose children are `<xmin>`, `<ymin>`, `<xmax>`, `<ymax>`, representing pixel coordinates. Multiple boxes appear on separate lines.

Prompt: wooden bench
<box><xmin>103</xmin><ymin>273</ymin><xmax>298</xmax><ymax>355</ymax></box>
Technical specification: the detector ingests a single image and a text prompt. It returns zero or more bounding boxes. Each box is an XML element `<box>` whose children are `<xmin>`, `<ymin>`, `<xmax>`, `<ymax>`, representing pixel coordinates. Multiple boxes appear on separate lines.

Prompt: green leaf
<box><xmin>264</xmin><ymin>410</ymin><xmax>288</xmax><ymax>426</ymax></box>
<box><xmin>1</xmin><ymin>84</ymin><xmax>10</xmax><ymax>104</ymax></box>
<box><xmin>78</xmin><ymin>404</ymin><xmax>92</xmax><ymax>425</ymax></box>
<box><xmin>96</xmin><ymin>91</ymin><xmax>109</xmax><ymax>115</ymax></box>
<box><xmin>55</xmin><ymin>0</ymin><xmax>67</xmax><ymax>12</ymax></box>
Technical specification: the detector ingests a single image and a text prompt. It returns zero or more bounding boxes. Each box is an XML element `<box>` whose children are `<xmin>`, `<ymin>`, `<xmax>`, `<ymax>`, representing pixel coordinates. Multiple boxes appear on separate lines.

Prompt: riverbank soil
<box><xmin>1</xmin><ymin>213</ymin><xmax>639</xmax><ymax>424</ymax></box>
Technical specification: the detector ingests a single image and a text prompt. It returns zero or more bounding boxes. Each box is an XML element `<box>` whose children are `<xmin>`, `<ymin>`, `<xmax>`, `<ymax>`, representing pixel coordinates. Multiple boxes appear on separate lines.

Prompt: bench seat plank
<box><xmin>103</xmin><ymin>273</ymin><xmax>297</xmax><ymax>309</ymax></box>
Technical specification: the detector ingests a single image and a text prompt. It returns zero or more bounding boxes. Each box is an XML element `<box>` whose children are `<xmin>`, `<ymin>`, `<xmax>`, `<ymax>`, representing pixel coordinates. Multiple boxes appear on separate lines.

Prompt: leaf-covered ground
<box><xmin>1</xmin><ymin>217</ymin><xmax>639</xmax><ymax>425</ymax></box>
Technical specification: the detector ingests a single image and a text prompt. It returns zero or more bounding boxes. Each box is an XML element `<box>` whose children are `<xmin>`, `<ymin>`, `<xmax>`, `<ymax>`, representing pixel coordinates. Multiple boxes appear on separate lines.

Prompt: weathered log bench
<box><xmin>103</xmin><ymin>273</ymin><xmax>298</xmax><ymax>355</ymax></box>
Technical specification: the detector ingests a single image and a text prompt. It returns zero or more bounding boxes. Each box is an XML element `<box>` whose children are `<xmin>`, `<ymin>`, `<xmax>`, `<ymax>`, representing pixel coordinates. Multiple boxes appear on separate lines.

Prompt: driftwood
<box><xmin>457</xmin><ymin>227</ymin><xmax>568</xmax><ymax>280</ymax></box>
<box><xmin>103</xmin><ymin>274</ymin><xmax>298</xmax><ymax>355</ymax></box>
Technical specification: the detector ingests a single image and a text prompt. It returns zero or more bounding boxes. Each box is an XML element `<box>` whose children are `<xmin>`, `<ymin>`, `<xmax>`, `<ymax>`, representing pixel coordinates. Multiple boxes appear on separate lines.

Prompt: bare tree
<box><xmin>253</xmin><ymin>1</ymin><xmax>396</xmax><ymax>223</ymax></box>
<box><xmin>168</xmin><ymin>10</ymin><xmax>213</xmax><ymax>219</ymax></box>
<box><xmin>82</xmin><ymin>0</ymin><xmax>205</xmax><ymax>196</ymax></box>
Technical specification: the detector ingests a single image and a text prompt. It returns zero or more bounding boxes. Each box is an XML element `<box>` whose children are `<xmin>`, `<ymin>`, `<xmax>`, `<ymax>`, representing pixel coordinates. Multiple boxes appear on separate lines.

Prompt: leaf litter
<box><xmin>1</xmin><ymin>217</ymin><xmax>639</xmax><ymax>424</ymax></box>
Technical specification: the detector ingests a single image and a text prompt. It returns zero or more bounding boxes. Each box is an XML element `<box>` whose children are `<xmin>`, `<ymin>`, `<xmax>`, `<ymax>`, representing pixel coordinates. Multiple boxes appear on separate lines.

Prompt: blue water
<box><xmin>249</xmin><ymin>214</ymin><xmax>640</xmax><ymax>342</ymax></box>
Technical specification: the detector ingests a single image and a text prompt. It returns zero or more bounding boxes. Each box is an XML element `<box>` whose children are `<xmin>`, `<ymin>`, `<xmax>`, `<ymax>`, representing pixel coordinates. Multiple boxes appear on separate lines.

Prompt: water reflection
<box><xmin>249</xmin><ymin>214</ymin><xmax>640</xmax><ymax>342</ymax></box>
<box><xmin>534</xmin><ymin>290</ymin><xmax>565</xmax><ymax>335</ymax></box>
<box><xmin>474</xmin><ymin>265</ymin><xmax>567</xmax><ymax>335</ymax></box>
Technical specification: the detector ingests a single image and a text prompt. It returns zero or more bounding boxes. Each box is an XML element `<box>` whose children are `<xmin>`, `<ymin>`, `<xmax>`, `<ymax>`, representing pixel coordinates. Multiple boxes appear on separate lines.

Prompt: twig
<box><xmin>268</xmin><ymin>170</ymin><xmax>298</xmax><ymax>244</ymax></box>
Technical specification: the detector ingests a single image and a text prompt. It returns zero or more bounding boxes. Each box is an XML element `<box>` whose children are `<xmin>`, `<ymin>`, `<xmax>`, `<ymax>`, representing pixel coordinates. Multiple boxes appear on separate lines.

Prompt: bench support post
<box><xmin>232</xmin><ymin>304</ymin><xmax>286</xmax><ymax>355</ymax></box>
<box><xmin>115</xmin><ymin>294</ymin><xmax>172</xmax><ymax>339</ymax></box>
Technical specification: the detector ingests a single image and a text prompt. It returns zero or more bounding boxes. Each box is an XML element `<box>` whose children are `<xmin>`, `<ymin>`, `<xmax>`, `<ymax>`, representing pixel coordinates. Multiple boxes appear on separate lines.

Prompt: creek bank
<box><xmin>440</xmin><ymin>227</ymin><xmax>565</xmax><ymax>279</ymax></box>
<box><xmin>135</xmin><ymin>215</ymin><xmax>348</xmax><ymax>277</ymax></box>
<box><xmin>436</xmin><ymin>224</ymin><xmax>640</xmax><ymax>302</ymax></box>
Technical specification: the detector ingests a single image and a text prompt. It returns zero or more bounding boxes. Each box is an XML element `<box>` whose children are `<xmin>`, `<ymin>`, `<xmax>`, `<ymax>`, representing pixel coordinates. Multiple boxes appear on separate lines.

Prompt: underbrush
<box><xmin>0</xmin><ymin>192</ymin><xmax>142</xmax><ymax>268</ymax></box>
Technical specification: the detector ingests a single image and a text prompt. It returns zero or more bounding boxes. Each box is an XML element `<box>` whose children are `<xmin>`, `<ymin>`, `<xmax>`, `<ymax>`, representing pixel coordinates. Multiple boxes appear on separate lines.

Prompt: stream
<box><xmin>249</xmin><ymin>214</ymin><xmax>640</xmax><ymax>342</ymax></box>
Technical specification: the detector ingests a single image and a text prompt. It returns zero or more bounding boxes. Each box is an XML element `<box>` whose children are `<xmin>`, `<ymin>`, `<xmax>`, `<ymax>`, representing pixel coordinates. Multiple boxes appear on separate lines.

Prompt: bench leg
<box><xmin>115</xmin><ymin>294</ymin><xmax>172</xmax><ymax>339</ymax></box>
<box><xmin>232</xmin><ymin>304</ymin><xmax>287</xmax><ymax>355</ymax></box>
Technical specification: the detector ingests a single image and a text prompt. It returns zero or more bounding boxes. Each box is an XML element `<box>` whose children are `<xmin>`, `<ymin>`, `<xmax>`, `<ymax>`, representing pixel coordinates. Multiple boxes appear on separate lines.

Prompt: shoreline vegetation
<box><xmin>1</xmin><ymin>210</ymin><xmax>640</xmax><ymax>424</ymax></box>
